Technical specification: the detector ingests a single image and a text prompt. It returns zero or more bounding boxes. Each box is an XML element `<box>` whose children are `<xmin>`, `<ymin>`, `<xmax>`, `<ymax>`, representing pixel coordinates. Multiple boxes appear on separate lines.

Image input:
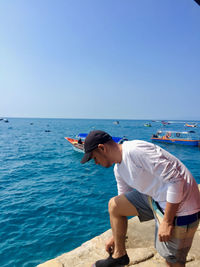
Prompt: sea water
<box><xmin>0</xmin><ymin>118</ymin><xmax>200</xmax><ymax>267</ymax></box>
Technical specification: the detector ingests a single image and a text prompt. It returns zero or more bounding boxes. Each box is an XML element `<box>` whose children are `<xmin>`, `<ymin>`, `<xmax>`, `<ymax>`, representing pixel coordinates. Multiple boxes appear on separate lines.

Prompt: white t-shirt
<box><xmin>114</xmin><ymin>140</ymin><xmax>200</xmax><ymax>216</ymax></box>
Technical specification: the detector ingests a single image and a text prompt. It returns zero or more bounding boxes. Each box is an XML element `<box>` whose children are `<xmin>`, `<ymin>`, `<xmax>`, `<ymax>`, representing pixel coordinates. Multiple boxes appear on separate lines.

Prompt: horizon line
<box><xmin>1</xmin><ymin>116</ymin><xmax>200</xmax><ymax>122</ymax></box>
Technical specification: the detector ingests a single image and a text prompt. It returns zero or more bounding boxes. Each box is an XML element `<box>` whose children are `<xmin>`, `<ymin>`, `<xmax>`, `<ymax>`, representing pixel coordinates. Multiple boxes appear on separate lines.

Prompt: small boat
<box><xmin>185</xmin><ymin>123</ymin><xmax>198</xmax><ymax>128</ymax></box>
<box><xmin>151</xmin><ymin>130</ymin><xmax>200</xmax><ymax>146</ymax></box>
<box><xmin>144</xmin><ymin>123</ymin><xmax>152</xmax><ymax>127</ymax></box>
<box><xmin>4</xmin><ymin>119</ymin><xmax>9</xmax><ymax>123</ymax></box>
<box><xmin>113</xmin><ymin>121</ymin><xmax>119</xmax><ymax>125</ymax></box>
<box><xmin>161</xmin><ymin>120</ymin><xmax>170</xmax><ymax>126</ymax></box>
<box><xmin>65</xmin><ymin>133</ymin><xmax>128</xmax><ymax>152</ymax></box>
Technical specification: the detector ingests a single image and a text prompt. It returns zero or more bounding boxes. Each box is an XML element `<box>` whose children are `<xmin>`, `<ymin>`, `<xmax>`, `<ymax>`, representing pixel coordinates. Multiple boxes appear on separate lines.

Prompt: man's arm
<box><xmin>158</xmin><ymin>201</ymin><xmax>179</xmax><ymax>242</ymax></box>
<box><xmin>114</xmin><ymin>167</ymin><xmax>133</xmax><ymax>195</ymax></box>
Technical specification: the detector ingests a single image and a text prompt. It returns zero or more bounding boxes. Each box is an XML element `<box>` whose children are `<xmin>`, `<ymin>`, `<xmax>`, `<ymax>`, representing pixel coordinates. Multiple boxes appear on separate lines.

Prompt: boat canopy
<box><xmin>112</xmin><ymin>136</ymin><xmax>123</xmax><ymax>143</ymax></box>
<box><xmin>77</xmin><ymin>133</ymin><xmax>88</xmax><ymax>139</ymax></box>
<box><xmin>77</xmin><ymin>133</ymin><xmax>124</xmax><ymax>143</ymax></box>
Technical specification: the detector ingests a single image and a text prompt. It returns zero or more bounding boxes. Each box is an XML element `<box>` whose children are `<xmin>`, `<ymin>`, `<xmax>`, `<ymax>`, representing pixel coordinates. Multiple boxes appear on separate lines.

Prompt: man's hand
<box><xmin>158</xmin><ymin>201</ymin><xmax>180</xmax><ymax>242</ymax></box>
<box><xmin>158</xmin><ymin>220</ymin><xmax>173</xmax><ymax>242</ymax></box>
<box><xmin>105</xmin><ymin>236</ymin><xmax>115</xmax><ymax>254</ymax></box>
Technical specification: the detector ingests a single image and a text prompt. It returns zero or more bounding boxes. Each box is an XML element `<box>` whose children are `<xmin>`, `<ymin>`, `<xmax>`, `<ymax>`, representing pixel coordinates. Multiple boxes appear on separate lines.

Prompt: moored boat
<box><xmin>65</xmin><ymin>133</ymin><xmax>128</xmax><ymax>152</ymax></box>
<box><xmin>185</xmin><ymin>123</ymin><xmax>198</xmax><ymax>128</ymax></box>
<box><xmin>151</xmin><ymin>130</ymin><xmax>200</xmax><ymax>147</ymax></box>
<box><xmin>144</xmin><ymin>123</ymin><xmax>152</xmax><ymax>127</ymax></box>
<box><xmin>161</xmin><ymin>120</ymin><xmax>170</xmax><ymax>126</ymax></box>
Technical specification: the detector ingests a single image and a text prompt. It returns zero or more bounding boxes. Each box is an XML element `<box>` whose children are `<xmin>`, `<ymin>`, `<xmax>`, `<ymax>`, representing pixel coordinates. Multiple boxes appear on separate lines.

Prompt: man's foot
<box><xmin>91</xmin><ymin>253</ymin><xmax>130</xmax><ymax>267</ymax></box>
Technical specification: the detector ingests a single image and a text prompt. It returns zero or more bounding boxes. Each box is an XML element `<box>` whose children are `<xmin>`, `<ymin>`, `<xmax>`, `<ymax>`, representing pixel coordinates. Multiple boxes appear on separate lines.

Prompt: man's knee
<box><xmin>108</xmin><ymin>196</ymin><xmax>121</xmax><ymax>216</ymax></box>
<box><xmin>108</xmin><ymin>195</ymin><xmax>139</xmax><ymax>217</ymax></box>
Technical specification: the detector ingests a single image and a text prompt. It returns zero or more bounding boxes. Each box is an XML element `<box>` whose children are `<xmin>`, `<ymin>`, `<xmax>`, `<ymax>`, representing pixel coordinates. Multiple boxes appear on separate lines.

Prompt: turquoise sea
<box><xmin>0</xmin><ymin>118</ymin><xmax>200</xmax><ymax>267</ymax></box>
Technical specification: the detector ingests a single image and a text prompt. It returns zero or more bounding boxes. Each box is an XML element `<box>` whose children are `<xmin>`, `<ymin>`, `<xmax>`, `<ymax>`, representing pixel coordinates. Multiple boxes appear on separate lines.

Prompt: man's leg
<box><xmin>152</xmin><ymin>199</ymin><xmax>199</xmax><ymax>267</ymax></box>
<box><xmin>108</xmin><ymin>194</ymin><xmax>139</xmax><ymax>258</ymax></box>
<box><xmin>92</xmin><ymin>191</ymin><xmax>154</xmax><ymax>266</ymax></box>
<box><xmin>165</xmin><ymin>260</ymin><xmax>185</xmax><ymax>267</ymax></box>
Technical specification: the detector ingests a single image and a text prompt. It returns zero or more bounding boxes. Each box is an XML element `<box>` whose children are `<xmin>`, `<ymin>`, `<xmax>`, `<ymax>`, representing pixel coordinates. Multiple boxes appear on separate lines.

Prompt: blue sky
<box><xmin>0</xmin><ymin>0</ymin><xmax>200</xmax><ymax>120</ymax></box>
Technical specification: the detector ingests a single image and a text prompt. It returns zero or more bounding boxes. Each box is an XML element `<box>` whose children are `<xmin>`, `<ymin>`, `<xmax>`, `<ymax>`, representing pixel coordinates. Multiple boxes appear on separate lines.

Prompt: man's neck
<box><xmin>115</xmin><ymin>144</ymin><xmax>123</xmax><ymax>164</ymax></box>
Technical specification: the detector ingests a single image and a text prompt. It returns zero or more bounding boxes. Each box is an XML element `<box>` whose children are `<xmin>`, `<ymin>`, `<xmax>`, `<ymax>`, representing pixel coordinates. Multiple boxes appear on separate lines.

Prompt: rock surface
<box><xmin>38</xmin><ymin>216</ymin><xmax>200</xmax><ymax>267</ymax></box>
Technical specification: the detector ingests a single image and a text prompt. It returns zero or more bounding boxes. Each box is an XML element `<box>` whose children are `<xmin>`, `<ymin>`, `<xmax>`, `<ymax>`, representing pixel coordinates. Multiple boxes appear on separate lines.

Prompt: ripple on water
<box><xmin>0</xmin><ymin>118</ymin><xmax>199</xmax><ymax>267</ymax></box>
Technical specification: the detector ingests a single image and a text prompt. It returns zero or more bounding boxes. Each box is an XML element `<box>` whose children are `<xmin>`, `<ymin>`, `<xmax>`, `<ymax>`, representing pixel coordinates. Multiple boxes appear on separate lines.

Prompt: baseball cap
<box><xmin>80</xmin><ymin>130</ymin><xmax>112</xmax><ymax>164</ymax></box>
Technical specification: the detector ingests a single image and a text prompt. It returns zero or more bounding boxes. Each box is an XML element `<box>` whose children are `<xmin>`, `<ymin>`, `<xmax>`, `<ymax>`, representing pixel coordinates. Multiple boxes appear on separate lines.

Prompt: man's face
<box><xmin>91</xmin><ymin>146</ymin><xmax>113</xmax><ymax>168</ymax></box>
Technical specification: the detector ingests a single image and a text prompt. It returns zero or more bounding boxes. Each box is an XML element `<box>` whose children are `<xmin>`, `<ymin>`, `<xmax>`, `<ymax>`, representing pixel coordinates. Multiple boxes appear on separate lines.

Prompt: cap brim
<box><xmin>80</xmin><ymin>152</ymin><xmax>92</xmax><ymax>164</ymax></box>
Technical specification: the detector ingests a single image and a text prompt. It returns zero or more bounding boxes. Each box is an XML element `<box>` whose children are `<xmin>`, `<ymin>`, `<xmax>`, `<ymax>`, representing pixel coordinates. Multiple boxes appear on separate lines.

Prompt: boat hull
<box><xmin>151</xmin><ymin>137</ymin><xmax>200</xmax><ymax>146</ymax></box>
<box><xmin>65</xmin><ymin>137</ymin><xmax>84</xmax><ymax>152</ymax></box>
<box><xmin>185</xmin><ymin>124</ymin><xmax>197</xmax><ymax>128</ymax></box>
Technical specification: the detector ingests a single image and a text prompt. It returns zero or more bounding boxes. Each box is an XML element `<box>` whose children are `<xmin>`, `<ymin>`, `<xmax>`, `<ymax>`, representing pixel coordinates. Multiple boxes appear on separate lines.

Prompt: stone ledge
<box><xmin>37</xmin><ymin>259</ymin><xmax>63</xmax><ymax>267</ymax></box>
<box><xmin>37</xmin><ymin>217</ymin><xmax>200</xmax><ymax>267</ymax></box>
<box><xmin>38</xmin><ymin>185</ymin><xmax>200</xmax><ymax>267</ymax></box>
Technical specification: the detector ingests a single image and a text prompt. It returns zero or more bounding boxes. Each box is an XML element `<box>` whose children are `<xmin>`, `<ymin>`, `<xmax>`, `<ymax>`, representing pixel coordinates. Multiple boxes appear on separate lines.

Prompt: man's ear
<box><xmin>98</xmin><ymin>144</ymin><xmax>105</xmax><ymax>151</ymax></box>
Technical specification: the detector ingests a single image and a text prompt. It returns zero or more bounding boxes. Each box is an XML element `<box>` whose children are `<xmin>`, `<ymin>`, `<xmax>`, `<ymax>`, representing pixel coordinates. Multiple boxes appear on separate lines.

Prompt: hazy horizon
<box><xmin>2</xmin><ymin>116</ymin><xmax>200</xmax><ymax>122</ymax></box>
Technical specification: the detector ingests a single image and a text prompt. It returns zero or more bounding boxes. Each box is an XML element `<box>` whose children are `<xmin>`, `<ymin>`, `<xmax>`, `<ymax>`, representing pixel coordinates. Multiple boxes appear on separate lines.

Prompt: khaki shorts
<box><xmin>125</xmin><ymin>190</ymin><xmax>200</xmax><ymax>264</ymax></box>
